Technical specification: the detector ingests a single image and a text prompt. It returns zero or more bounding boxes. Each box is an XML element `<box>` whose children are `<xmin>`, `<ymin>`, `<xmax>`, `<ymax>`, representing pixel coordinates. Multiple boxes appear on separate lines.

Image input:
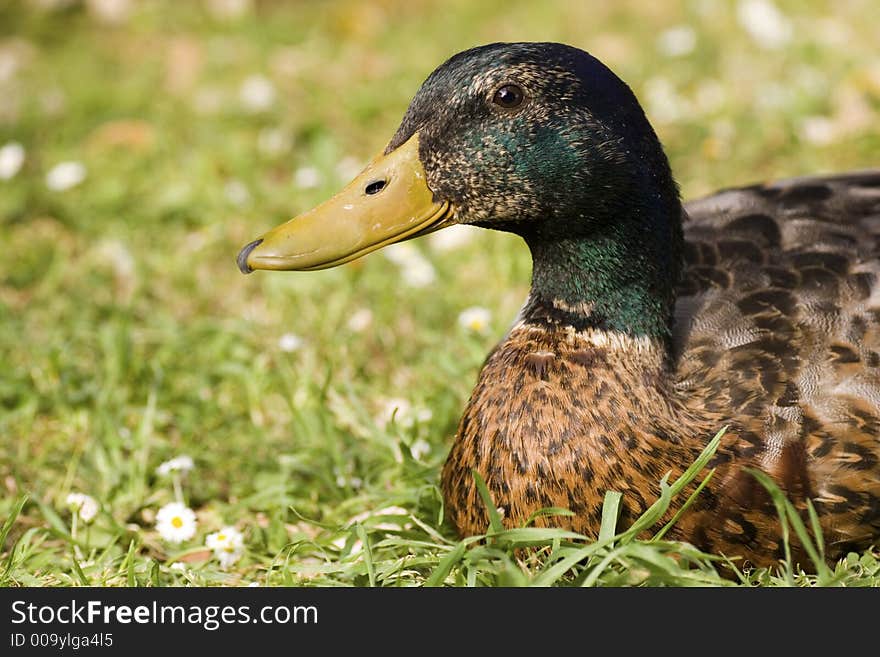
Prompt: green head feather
<box><xmin>390</xmin><ymin>42</ymin><xmax>684</xmax><ymax>339</ymax></box>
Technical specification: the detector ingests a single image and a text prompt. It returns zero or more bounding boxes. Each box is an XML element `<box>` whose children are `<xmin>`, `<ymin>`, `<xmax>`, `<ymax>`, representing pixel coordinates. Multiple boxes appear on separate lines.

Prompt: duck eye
<box><xmin>492</xmin><ymin>84</ymin><xmax>524</xmax><ymax>109</ymax></box>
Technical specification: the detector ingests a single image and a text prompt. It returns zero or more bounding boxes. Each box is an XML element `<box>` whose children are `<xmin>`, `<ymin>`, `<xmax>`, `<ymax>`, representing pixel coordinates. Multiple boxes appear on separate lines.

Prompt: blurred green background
<box><xmin>1</xmin><ymin>0</ymin><xmax>879</xmax><ymax>585</ymax></box>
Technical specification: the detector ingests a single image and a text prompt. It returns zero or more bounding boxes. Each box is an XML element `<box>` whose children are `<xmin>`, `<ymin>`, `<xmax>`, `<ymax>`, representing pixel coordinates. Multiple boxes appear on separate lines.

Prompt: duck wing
<box><xmin>674</xmin><ymin>170</ymin><xmax>880</xmax><ymax>553</ymax></box>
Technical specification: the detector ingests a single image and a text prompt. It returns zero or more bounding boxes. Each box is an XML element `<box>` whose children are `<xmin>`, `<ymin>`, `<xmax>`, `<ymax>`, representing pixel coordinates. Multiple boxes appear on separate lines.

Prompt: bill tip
<box><xmin>236</xmin><ymin>239</ymin><xmax>263</xmax><ymax>274</ymax></box>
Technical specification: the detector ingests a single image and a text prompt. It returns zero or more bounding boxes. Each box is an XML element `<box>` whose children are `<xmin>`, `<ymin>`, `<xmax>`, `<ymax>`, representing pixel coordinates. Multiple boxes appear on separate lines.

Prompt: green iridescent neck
<box><xmin>522</xmin><ymin>212</ymin><xmax>682</xmax><ymax>340</ymax></box>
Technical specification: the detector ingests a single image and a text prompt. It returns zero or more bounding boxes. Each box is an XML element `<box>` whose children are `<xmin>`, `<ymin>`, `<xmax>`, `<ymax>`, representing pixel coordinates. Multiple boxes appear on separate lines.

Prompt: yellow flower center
<box><xmin>217</xmin><ymin>534</ymin><xmax>226</xmax><ymax>541</ymax></box>
<box><xmin>171</xmin><ymin>516</ymin><xmax>183</xmax><ymax>528</ymax></box>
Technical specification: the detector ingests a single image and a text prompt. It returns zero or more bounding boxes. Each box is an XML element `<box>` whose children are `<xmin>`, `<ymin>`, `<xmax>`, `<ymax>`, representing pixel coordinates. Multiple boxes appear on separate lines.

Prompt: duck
<box><xmin>237</xmin><ymin>42</ymin><xmax>880</xmax><ymax>569</ymax></box>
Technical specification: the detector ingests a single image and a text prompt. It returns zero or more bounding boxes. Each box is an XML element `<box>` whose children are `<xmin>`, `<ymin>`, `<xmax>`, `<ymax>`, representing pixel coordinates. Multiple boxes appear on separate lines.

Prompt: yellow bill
<box><xmin>237</xmin><ymin>133</ymin><xmax>452</xmax><ymax>273</ymax></box>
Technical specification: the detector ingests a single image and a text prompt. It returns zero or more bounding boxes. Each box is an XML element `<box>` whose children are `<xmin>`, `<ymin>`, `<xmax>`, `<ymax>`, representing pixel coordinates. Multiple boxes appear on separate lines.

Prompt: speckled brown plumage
<box><xmin>442</xmin><ymin>171</ymin><xmax>880</xmax><ymax>568</ymax></box>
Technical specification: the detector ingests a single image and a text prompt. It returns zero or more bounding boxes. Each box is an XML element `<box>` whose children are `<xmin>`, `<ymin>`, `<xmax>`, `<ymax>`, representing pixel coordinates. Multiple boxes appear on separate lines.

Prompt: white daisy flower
<box><xmin>428</xmin><ymin>224</ymin><xmax>475</xmax><ymax>252</ymax></box>
<box><xmin>799</xmin><ymin>116</ymin><xmax>836</xmax><ymax>145</ymax></box>
<box><xmin>86</xmin><ymin>0</ymin><xmax>132</xmax><ymax>25</ymax></box>
<box><xmin>410</xmin><ymin>438</ymin><xmax>431</xmax><ymax>460</ymax></box>
<box><xmin>94</xmin><ymin>239</ymin><xmax>135</xmax><ymax>284</ymax></box>
<box><xmin>382</xmin><ymin>242</ymin><xmax>421</xmax><ymax>266</ymax></box>
<box><xmin>257</xmin><ymin>127</ymin><xmax>290</xmax><ymax>156</ymax></box>
<box><xmin>239</xmin><ymin>74</ymin><xmax>276</xmax><ymax>113</ymax></box>
<box><xmin>205</xmin><ymin>525</ymin><xmax>244</xmax><ymax>569</ymax></box>
<box><xmin>382</xmin><ymin>244</ymin><xmax>437</xmax><ymax>287</ymax></box>
<box><xmin>155</xmin><ymin>502</ymin><xmax>197</xmax><ymax>544</ymax></box>
<box><xmin>155</xmin><ymin>455</ymin><xmax>194</xmax><ymax>477</ymax></box>
<box><xmin>400</xmin><ymin>259</ymin><xmax>436</xmax><ymax>288</ymax></box>
<box><xmin>45</xmin><ymin>161</ymin><xmax>86</xmax><ymax>191</ymax></box>
<box><xmin>224</xmin><ymin>179</ymin><xmax>250</xmax><ymax>207</ymax></box>
<box><xmin>643</xmin><ymin>77</ymin><xmax>688</xmax><ymax>124</ymax></box>
<box><xmin>694</xmin><ymin>80</ymin><xmax>726</xmax><ymax>114</ymax></box>
<box><xmin>293</xmin><ymin>166</ymin><xmax>322</xmax><ymax>189</ymax></box>
<box><xmin>335</xmin><ymin>473</ymin><xmax>363</xmax><ymax>489</ymax></box>
<box><xmin>205</xmin><ymin>525</ymin><xmax>243</xmax><ymax>551</ymax></box>
<box><xmin>0</xmin><ymin>142</ymin><xmax>25</xmax><ymax>180</ymax></box>
<box><xmin>278</xmin><ymin>332</ymin><xmax>303</xmax><ymax>352</ymax></box>
<box><xmin>206</xmin><ymin>0</ymin><xmax>252</xmax><ymax>20</ymax></box>
<box><xmin>334</xmin><ymin>156</ymin><xmax>363</xmax><ymax>181</ymax></box>
<box><xmin>737</xmin><ymin>0</ymin><xmax>792</xmax><ymax>50</ymax></box>
<box><xmin>65</xmin><ymin>493</ymin><xmax>99</xmax><ymax>523</ymax></box>
<box><xmin>377</xmin><ymin>397</ymin><xmax>411</xmax><ymax>427</ymax></box>
<box><xmin>346</xmin><ymin>308</ymin><xmax>373</xmax><ymax>333</ymax></box>
<box><xmin>376</xmin><ymin>398</ymin><xmax>432</xmax><ymax>429</ymax></box>
<box><xmin>458</xmin><ymin>306</ymin><xmax>492</xmax><ymax>333</ymax></box>
<box><xmin>656</xmin><ymin>26</ymin><xmax>697</xmax><ymax>57</ymax></box>
<box><xmin>333</xmin><ymin>462</ymin><xmax>364</xmax><ymax>489</ymax></box>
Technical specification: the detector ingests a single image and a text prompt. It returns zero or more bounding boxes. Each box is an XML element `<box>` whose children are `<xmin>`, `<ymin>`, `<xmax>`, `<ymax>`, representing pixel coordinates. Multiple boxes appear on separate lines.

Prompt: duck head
<box><xmin>238</xmin><ymin>42</ymin><xmax>683</xmax><ymax>339</ymax></box>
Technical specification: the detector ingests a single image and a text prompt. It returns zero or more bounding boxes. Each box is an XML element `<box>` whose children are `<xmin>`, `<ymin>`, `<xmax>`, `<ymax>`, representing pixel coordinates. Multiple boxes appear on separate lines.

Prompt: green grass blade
<box><xmin>745</xmin><ymin>468</ymin><xmax>796</xmax><ymax>584</ymax></box>
<box><xmin>581</xmin><ymin>546</ymin><xmax>625</xmax><ymax>587</ymax></box>
<box><xmin>599</xmin><ymin>491</ymin><xmax>622</xmax><ymax>543</ymax></box>
<box><xmin>524</xmin><ymin>506</ymin><xmax>575</xmax><ymax>526</ymax></box>
<box><xmin>32</xmin><ymin>496</ymin><xmax>75</xmax><ymax>543</ymax></box>
<box><xmin>426</xmin><ymin>541</ymin><xmax>467</xmax><ymax>587</ymax></box>
<box><xmin>472</xmin><ymin>469</ymin><xmax>504</xmax><ymax>535</ymax></box>
<box><xmin>654</xmin><ymin>469</ymin><xmax>715</xmax><ymax>541</ymax></box>
<box><xmin>408</xmin><ymin>515</ymin><xmax>455</xmax><ymax>545</ymax></box>
<box><xmin>491</xmin><ymin>527</ymin><xmax>585</xmax><ymax>545</ymax></box>
<box><xmin>125</xmin><ymin>539</ymin><xmax>138</xmax><ymax>587</ymax></box>
<box><xmin>624</xmin><ymin>543</ymin><xmax>692</xmax><ymax>578</ymax></box>
<box><xmin>0</xmin><ymin>495</ymin><xmax>27</xmax><ymax>548</ymax></box>
<box><xmin>531</xmin><ymin>540</ymin><xmax>613</xmax><ymax>586</ymax></box>
<box><xmin>70</xmin><ymin>551</ymin><xmax>89</xmax><ymax>586</ymax></box>
<box><xmin>355</xmin><ymin>524</ymin><xmax>376</xmax><ymax>587</ymax></box>
<box><xmin>783</xmin><ymin>501</ymin><xmax>830</xmax><ymax>580</ymax></box>
<box><xmin>806</xmin><ymin>500</ymin><xmax>826</xmax><ymax>567</ymax></box>
<box><xmin>619</xmin><ymin>475</ymin><xmax>673</xmax><ymax>541</ymax></box>
<box><xmin>747</xmin><ymin>468</ymin><xmax>832</xmax><ymax>581</ymax></box>
<box><xmin>1</xmin><ymin>496</ymin><xmax>30</xmax><ymax>585</ymax></box>
<box><xmin>620</xmin><ymin>427</ymin><xmax>725</xmax><ymax>542</ymax></box>
<box><xmin>666</xmin><ymin>426</ymin><xmax>726</xmax><ymax>499</ymax></box>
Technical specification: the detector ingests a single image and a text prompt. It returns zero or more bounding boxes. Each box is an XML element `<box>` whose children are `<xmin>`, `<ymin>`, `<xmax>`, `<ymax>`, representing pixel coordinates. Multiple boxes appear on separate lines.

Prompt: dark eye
<box><xmin>492</xmin><ymin>84</ymin><xmax>524</xmax><ymax>109</ymax></box>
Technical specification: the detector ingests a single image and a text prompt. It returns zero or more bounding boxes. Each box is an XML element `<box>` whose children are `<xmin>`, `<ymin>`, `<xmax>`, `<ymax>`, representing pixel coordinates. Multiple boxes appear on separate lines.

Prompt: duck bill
<box><xmin>237</xmin><ymin>133</ymin><xmax>451</xmax><ymax>273</ymax></box>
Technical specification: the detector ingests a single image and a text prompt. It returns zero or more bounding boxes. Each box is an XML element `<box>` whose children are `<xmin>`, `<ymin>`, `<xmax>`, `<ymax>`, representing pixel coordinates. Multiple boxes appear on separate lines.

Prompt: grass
<box><xmin>1</xmin><ymin>0</ymin><xmax>879</xmax><ymax>587</ymax></box>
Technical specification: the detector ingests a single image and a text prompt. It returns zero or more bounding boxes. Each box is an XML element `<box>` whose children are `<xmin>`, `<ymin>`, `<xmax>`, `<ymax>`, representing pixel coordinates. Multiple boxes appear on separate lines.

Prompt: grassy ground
<box><xmin>2</xmin><ymin>0</ymin><xmax>879</xmax><ymax>587</ymax></box>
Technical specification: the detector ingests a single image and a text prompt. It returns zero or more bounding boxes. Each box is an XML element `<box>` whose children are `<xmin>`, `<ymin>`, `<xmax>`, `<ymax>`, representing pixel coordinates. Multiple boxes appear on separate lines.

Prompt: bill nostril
<box><xmin>365</xmin><ymin>179</ymin><xmax>387</xmax><ymax>195</ymax></box>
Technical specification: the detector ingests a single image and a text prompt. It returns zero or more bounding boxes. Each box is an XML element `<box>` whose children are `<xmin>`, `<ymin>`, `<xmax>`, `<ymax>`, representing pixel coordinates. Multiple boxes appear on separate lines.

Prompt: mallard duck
<box><xmin>237</xmin><ymin>42</ymin><xmax>880</xmax><ymax>569</ymax></box>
